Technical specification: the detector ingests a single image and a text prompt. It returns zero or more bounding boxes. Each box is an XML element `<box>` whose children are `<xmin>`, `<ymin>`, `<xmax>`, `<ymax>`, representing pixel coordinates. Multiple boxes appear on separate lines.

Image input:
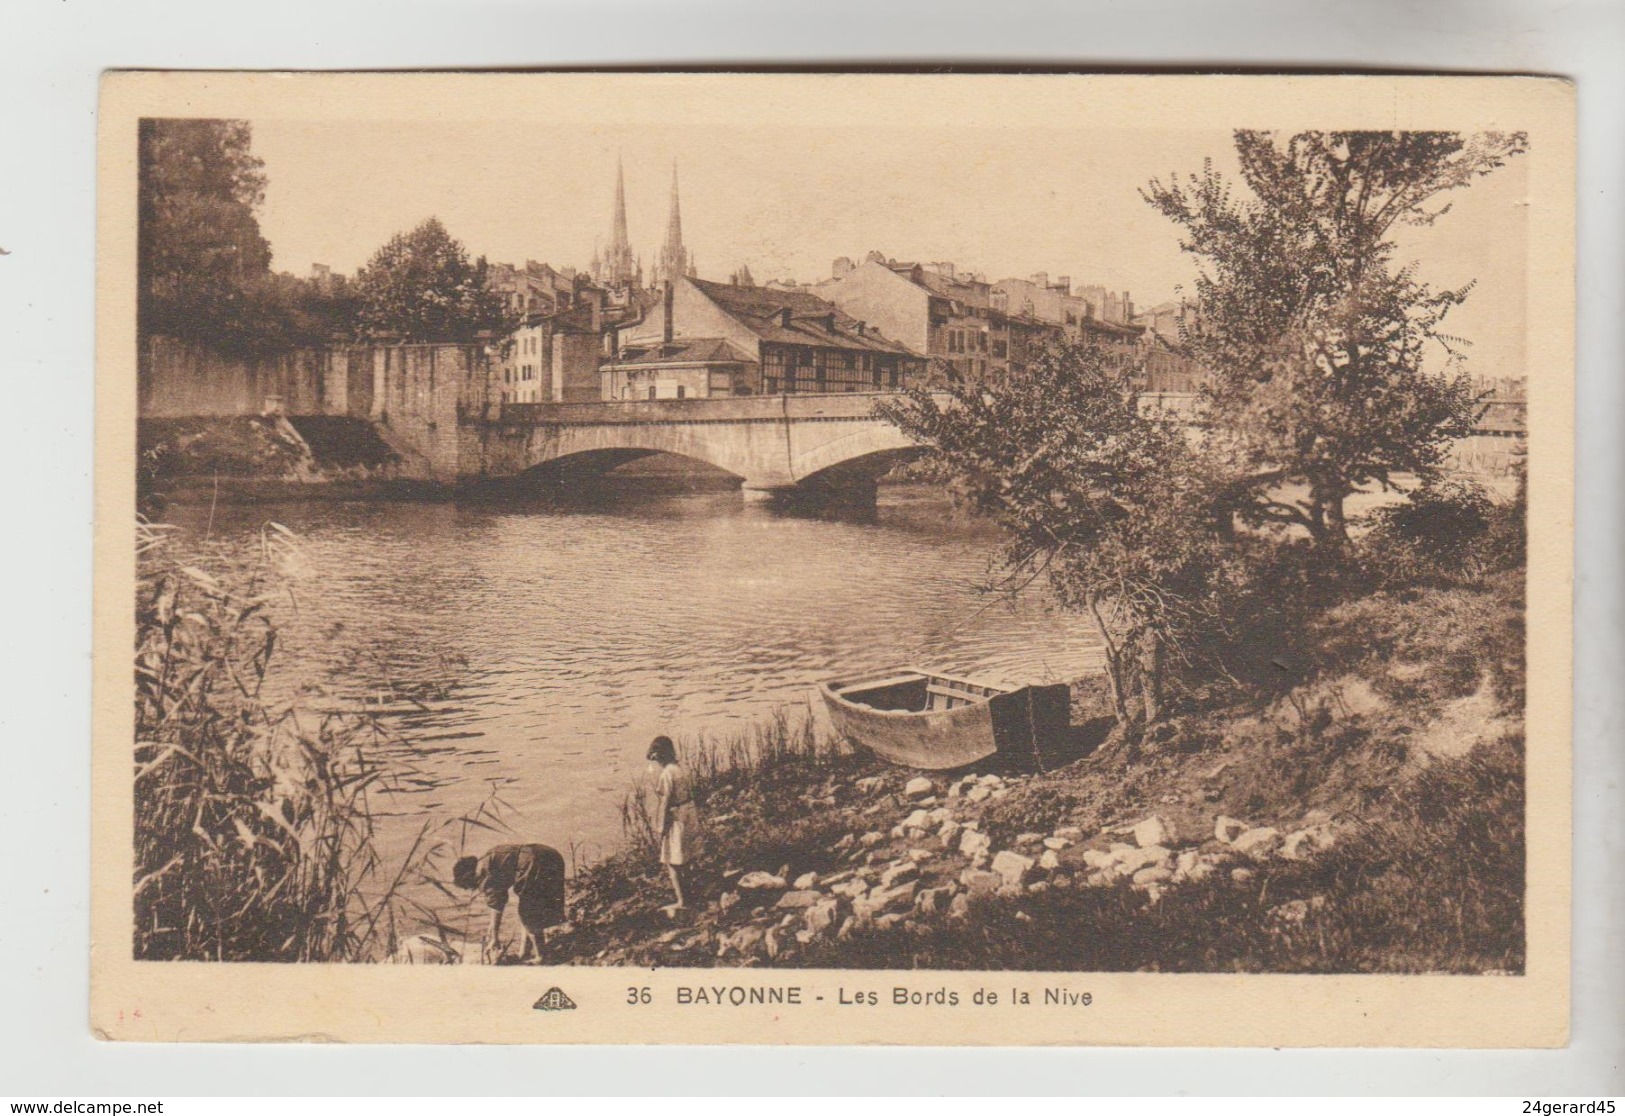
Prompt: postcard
<box><xmin>94</xmin><ymin>71</ymin><xmax>1573</xmax><ymax>1045</ymax></box>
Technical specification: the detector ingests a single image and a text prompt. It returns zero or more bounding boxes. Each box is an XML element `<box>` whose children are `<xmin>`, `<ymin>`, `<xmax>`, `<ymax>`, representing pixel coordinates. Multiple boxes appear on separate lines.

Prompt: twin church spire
<box><xmin>591</xmin><ymin>158</ymin><xmax>693</xmax><ymax>291</ymax></box>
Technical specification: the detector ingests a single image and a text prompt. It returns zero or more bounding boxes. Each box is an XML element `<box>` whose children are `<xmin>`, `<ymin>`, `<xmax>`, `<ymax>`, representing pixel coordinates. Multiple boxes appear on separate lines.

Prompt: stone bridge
<box><xmin>469</xmin><ymin>393</ymin><xmax>950</xmax><ymax>498</ymax></box>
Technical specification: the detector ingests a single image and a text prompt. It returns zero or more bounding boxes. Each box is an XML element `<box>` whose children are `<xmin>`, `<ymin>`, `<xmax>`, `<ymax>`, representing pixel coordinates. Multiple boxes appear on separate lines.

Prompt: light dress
<box><xmin>657</xmin><ymin>763</ymin><xmax>699</xmax><ymax>866</ymax></box>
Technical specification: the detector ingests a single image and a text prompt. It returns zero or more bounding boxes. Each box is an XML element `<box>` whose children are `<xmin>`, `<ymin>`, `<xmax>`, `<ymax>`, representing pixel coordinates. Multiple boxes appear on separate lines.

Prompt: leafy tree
<box><xmin>138</xmin><ymin>118</ymin><xmax>276</xmax><ymax>351</ymax></box>
<box><xmin>879</xmin><ymin>343</ymin><xmax>1236</xmax><ymax>725</ymax></box>
<box><xmin>1143</xmin><ymin>130</ymin><xmax>1526</xmax><ymax>553</ymax></box>
<box><xmin>353</xmin><ymin>218</ymin><xmax>513</xmax><ymax>342</ymax></box>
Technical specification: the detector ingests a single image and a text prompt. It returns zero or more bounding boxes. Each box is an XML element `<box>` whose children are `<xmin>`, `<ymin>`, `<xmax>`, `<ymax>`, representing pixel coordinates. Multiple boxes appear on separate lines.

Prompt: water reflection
<box><xmin>159</xmin><ymin>484</ymin><xmax>1102</xmax><ymax>869</ymax></box>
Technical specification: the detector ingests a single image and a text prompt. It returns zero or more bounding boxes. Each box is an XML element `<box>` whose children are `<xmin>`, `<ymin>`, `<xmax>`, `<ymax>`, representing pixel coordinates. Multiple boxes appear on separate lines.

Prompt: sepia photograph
<box><xmin>92</xmin><ymin>72</ymin><xmax>1575</xmax><ymax>1046</ymax></box>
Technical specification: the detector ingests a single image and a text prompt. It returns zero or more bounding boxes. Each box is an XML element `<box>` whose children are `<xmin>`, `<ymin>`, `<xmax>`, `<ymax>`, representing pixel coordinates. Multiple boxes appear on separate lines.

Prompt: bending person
<box><xmin>452</xmin><ymin>843</ymin><xmax>567</xmax><ymax>963</ymax></box>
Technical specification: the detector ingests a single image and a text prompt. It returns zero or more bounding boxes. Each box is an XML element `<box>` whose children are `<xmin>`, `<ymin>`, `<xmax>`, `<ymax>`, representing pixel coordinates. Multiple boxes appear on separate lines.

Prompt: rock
<box><xmin>960</xmin><ymin>868</ymin><xmax>1003</xmax><ymax>897</ymax></box>
<box><xmin>719</xmin><ymin>890</ymin><xmax>740</xmax><ymax>912</ymax></box>
<box><xmin>1027</xmin><ymin>881</ymin><xmax>1050</xmax><ymax>894</ymax></box>
<box><xmin>855</xmin><ymin>775</ymin><xmax>887</xmax><ymax>794</ymax></box>
<box><xmin>1115</xmin><ymin>844</ymin><xmax>1173</xmax><ymax>875</ymax></box>
<box><xmin>794</xmin><ymin>929</ymin><xmax>815</xmax><ymax>945</ymax></box>
<box><xmin>1014</xmin><ymin>910</ymin><xmax>1033</xmax><ymax>922</ymax></box>
<box><xmin>1173</xmin><ymin>849</ymin><xmax>1202</xmax><ymax>880</ymax></box>
<box><xmin>859</xmin><ymin>831</ymin><xmax>886</xmax><ymax>849</ymax></box>
<box><xmin>890</xmin><ymin>825</ymin><xmax>907</xmax><ymax>839</ymax></box>
<box><xmin>737</xmin><ymin>871</ymin><xmax>787</xmax><ymax>891</ymax></box>
<box><xmin>904</xmin><ymin>776</ymin><xmax>935</xmax><ymax>799</ymax></box>
<box><xmin>1301</xmin><ymin>808</ymin><xmax>1335</xmax><ymax>826</ymax></box>
<box><xmin>1015</xmin><ymin>832</ymin><xmax>1046</xmax><ymax>847</ymax></box>
<box><xmin>718</xmin><ymin>925</ymin><xmax>766</xmax><ymax>958</ymax></box>
<box><xmin>907</xmin><ymin>848</ymin><xmax>933</xmax><ymax>864</ymax></box>
<box><xmin>978</xmin><ymin>774</ymin><xmax>1004</xmax><ymax>787</ymax></box>
<box><xmin>1231</xmin><ymin>867</ymin><xmax>1256</xmax><ymax>883</ymax></box>
<box><xmin>879</xmin><ymin>861</ymin><xmax>919</xmax><ymax>889</ymax></box>
<box><xmin>901</xmin><ymin>809</ymin><xmax>932</xmax><ymax>831</ymax></box>
<box><xmin>831</xmin><ymin>877</ymin><xmax>868</xmax><ymax>900</ymax></box>
<box><xmin>764</xmin><ymin>926</ymin><xmax>786</xmax><ymax>959</ymax></box>
<box><xmin>793</xmin><ymin>871</ymin><xmax>819</xmax><ymax>890</ymax></box>
<box><xmin>991</xmin><ymin>849</ymin><xmax>1035</xmax><ymax>890</ymax></box>
<box><xmin>830</xmin><ymin>833</ymin><xmax>856</xmax><ymax>854</ymax></box>
<box><xmin>1085</xmin><ymin>870</ymin><xmax>1118</xmax><ymax>888</ymax></box>
<box><xmin>1203</xmin><ymin>759</ymin><xmax>1233</xmax><ymax>781</ymax></box>
<box><xmin>991</xmin><ymin>788</ymin><xmax>1010</xmax><ymax>800</ymax></box>
<box><xmin>1039</xmin><ymin>849</ymin><xmax>1060</xmax><ymax>870</ymax></box>
<box><xmin>1051</xmin><ymin>872</ymin><xmax>1073</xmax><ymax>889</ymax></box>
<box><xmin>1214</xmin><ymin>816</ymin><xmax>1250</xmax><ymax>844</ymax></box>
<box><xmin>821</xmin><ymin>869</ymin><xmax>855</xmax><ymax>887</ymax></box>
<box><xmin>965</xmin><ymin>785</ymin><xmax>993</xmax><ymax>804</ymax></box>
<box><xmin>948</xmin><ymin>893</ymin><xmax>971</xmax><ymax>919</ymax></box>
<box><xmin>1054</xmin><ymin>825</ymin><xmax>1085</xmax><ymax>841</ymax></box>
<box><xmin>856</xmin><ymin>881</ymin><xmax>918</xmax><ymax>918</ymax></box>
<box><xmin>1132</xmin><ymin>865</ymin><xmax>1174</xmax><ymax>887</ymax></box>
<box><xmin>875</xmin><ymin>913</ymin><xmax>907</xmax><ymax>930</ymax></box>
<box><xmin>1232</xmin><ymin>827</ymin><xmax>1283</xmax><ymax>860</ymax></box>
<box><xmin>1133</xmin><ymin>816</ymin><xmax>1171</xmax><ymax>848</ymax></box>
<box><xmin>915</xmin><ymin>886</ymin><xmax>951</xmax><ymax>916</ymax></box>
<box><xmin>958</xmin><ymin>828</ymin><xmax>992</xmax><ymax>860</ymax></box>
<box><xmin>1280</xmin><ymin>824</ymin><xmax>1336</xmax><ymax>861</ymax></box>
<box><xmin>946</xmin><ymin>782</ymin><xmax>963</xmax><ymax>800</ymax></box>
<box><xmin>806</xmin><ymin>896</ymin><xmax>845</xmax><ymax>935</ymax></box>
<box><xmin>1081</xmin><ymin>848</ymin><xmax>1116</xmax><ymax>870</ymax></box>
<box><xmin>1042</xmin><ymin>836</ymin><xmax>1070</xmax><ymax>851</ymax></box>
<box><xmin>1269</xmin><ymin>896</ymin><xmax>1327</xmax><ymax>924</ymax></box>
<box><xmin>775</xmin><ymin>889</ymin><xmax>824</xmax><ymax>910</ymax></box>
<box><xmin>937</xmin><ymin>819</ymin><xmax>962</xmax><ymax>845</ymax></box>
<box><xmin>391</xmin><ymin>934</ymin><xmax>460</xmax><ymax>965</ymax></box>
<box><xmin>917</xmin><ymin>795</ymin><xmax>939</xmax><ymax>807</ymax></box>
<box><xmin>836</xmin><ymin>916</ymin><xmax>860</xmax><ymax>941</ymax></box>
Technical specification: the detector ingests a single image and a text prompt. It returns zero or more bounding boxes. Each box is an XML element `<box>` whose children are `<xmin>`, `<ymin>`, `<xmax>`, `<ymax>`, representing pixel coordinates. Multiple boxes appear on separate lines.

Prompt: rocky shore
<box><xmin>391</xmin><ymin>572</ymin><xmax>1525</xmax><ymax>975</ymax></box>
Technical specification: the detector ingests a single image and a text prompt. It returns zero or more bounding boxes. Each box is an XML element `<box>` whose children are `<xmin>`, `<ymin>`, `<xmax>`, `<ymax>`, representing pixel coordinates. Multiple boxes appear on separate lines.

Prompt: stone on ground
<box><xmin>1231</xmin><ymin>827</ymin><xmax>1283</xmax><ymax>859</ymax></box>
<box><xmin>737</xmin><ymin>871</ymin><xmax>787</xmax><ymax>890</ymax></box>
<box><xmin>991</xmin><ymin>849</ymin><xmax>1035</xmax><ymax>890</ymax></box>
<box><xmin>1133</xmin><ymin>815</ymin><xmax>1171</xmax><ymax>848</ymax></box>
<box><xmin>904</xmin><ymin>776</ymin><xmax>935</xmax><ymax>799</ymax></box>
<box><xmin>1214</xmin><ymin>816</ymin><xmax>1250</xmax><ymax>844</ymax></box>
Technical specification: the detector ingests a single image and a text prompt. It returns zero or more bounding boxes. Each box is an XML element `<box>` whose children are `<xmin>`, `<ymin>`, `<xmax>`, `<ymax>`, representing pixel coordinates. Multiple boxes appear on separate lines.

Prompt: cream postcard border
<box><xmin>92</xmin><ymin>72</ymin><xmax>1575</xmax><ymax>1046</ymax></box>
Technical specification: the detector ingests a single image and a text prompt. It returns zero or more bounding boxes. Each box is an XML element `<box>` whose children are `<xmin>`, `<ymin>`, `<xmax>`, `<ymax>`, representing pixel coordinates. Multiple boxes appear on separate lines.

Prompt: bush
<box><xmin>1358</xmin><ymin>480</ymin><xmax>1494</xmax><ymax>588</ymax></box>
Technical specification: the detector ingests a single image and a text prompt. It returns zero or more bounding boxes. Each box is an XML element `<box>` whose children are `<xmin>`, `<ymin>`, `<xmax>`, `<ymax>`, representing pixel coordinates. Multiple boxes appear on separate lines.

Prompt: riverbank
<box><xmin>511</xmin><ymin>571</ymin><xmax>1524</xmax><ymax>973</ymax></box>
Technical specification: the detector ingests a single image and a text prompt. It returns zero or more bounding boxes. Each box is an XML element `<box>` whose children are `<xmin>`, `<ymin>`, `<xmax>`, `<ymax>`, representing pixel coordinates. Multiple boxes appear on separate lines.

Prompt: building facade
<box><xmin>602</xmin><ymin>277</ymin><xmax>923</xmax><ymax>400</ymax></box>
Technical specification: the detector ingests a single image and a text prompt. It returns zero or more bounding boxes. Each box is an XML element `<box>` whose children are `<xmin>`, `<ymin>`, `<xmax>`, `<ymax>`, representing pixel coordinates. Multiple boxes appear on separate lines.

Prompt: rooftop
<box><xmin>690</xmin><ymin>277</ymin><xmax>917</xmax><ymax>355</ymax></box>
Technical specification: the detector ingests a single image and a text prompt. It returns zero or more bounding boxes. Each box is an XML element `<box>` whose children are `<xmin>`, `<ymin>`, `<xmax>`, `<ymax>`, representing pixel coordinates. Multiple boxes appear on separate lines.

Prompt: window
<box><xmin>648</xmin><ymin>386</ymin><xmax>657</xmax><ymax>400</ymax></box>
<box><xmin>676</xmin><ymin>385</ymin><xmax>686</xmax><ymax>400</ymax></box>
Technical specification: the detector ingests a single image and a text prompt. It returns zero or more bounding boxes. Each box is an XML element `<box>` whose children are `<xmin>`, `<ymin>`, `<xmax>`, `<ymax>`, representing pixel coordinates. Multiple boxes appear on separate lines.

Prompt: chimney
<box><xmin>662</xmin><ymin>281</ymin><xmax>675</xmax><ymax>344</ymax></box>
<box><xmin>855</xmin><ymin>320</ymin><xmax>867</xmax><ymax>337</ymax></box>
<box><xmin>1056</xmin><ymin>275</ymin><xmax>1071</xmax><ymax>294</ymax></box>
<box><xmin>590</xmin><ymin>289</ymin><xmax>603</xmax><ymax>334</ymax></box>
<box><xmin>1031</xmin><ymin>272</ymin><xmax>1048</xmax><ymax>288</ymax></box>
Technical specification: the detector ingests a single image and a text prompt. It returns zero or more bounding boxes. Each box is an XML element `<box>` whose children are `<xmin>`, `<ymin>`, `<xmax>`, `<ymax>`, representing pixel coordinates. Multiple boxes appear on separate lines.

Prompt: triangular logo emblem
<box><xmin>533</xmin><ymin>987</ymin><xmax>577</xmax><ymax>1011</ymax></box>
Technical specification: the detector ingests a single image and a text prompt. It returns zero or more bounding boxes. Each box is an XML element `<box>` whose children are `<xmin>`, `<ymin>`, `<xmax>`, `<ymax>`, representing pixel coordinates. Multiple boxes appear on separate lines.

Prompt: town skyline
<box><xmin>250</xmin><ymin>119</ymin><xmax>1530</xmax><ymax>380</ymax></box>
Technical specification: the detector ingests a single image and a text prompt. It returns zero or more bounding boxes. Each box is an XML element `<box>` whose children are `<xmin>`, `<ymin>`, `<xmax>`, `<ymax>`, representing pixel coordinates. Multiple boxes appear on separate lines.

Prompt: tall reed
<box><xmin>133</xmin><ymin>518</ymin><xmax>489</xmax><ymax>962</ymax></box>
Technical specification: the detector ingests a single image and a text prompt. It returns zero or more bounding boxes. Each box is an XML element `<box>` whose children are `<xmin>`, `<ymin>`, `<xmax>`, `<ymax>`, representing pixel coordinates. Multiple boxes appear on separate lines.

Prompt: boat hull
<box><xmin>818</xmin><ymin>671</ymin><xmax>1071</xmax><ymax>772</ymax></box>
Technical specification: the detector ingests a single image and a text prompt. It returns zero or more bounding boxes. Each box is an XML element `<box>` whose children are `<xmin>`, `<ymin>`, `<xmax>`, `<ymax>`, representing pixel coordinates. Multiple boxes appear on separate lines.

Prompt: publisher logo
<box><xmin>534</xmin><ymin>987</ymin><xmax>577</xmax><ymax>1011</ymax></box>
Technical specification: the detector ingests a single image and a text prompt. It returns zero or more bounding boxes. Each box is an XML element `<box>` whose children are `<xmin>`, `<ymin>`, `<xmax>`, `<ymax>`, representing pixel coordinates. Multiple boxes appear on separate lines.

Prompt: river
<box><xmin>159</xmin><ymin>482</ymin><xmax>1104</xmax><ymax>884</ymax></box>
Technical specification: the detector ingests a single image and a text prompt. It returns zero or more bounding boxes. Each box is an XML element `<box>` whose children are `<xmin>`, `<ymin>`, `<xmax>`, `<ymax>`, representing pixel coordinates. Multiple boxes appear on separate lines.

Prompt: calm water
<box><xmin>161</xmin><ymin>484</ymin><xmax>1103</xmax><ymax>875</ymax></box>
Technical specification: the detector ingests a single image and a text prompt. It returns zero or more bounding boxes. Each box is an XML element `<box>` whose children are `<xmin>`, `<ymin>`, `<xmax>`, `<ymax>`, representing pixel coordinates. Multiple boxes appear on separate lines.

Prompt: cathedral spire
<box><xmin>594</xmin><ymin>155</ymin><xmax>638</xmax><ymax>290</ymax></box>
<box><xmin>655</xmin><ymin>160</ymin><xmax>692</xmax><ymax>287</ymax></box>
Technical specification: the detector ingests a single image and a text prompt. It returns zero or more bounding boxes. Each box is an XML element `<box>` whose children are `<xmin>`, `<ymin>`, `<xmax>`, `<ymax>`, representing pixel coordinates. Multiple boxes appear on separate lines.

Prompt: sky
<box><xmin>248</xmin><ymin>119</ymin><xmax>1529</xmax><ymax>380</ymax></box>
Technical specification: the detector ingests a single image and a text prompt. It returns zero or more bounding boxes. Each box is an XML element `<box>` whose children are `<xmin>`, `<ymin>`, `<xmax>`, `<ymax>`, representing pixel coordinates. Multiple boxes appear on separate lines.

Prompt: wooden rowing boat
<box><xmin>817</xmin><ymin>668</ymin><xmax>1070</xmax><ymax>772</ymax></box>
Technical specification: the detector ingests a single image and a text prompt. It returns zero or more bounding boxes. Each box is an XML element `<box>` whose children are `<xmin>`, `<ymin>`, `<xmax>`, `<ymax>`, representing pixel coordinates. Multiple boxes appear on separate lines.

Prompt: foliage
<box><xmin>353</xmin><ymin>217</ymin><xmax>515</xmax><ymax>343</ymax></box>
<box><xmin>1143</xmin><ymin>130</ymin><xmax>1526</xmax><ymax>551</ymax></box>
<box><xmin>878</xmin><ymin>342</ymin><xmax>1239</xmax><ymax>725</ymax></box>
<box><xmin>138</xmin><ymin>119</ymin><xmax>359</xmax><ymax>355</ymax></box>
<box><xmin>133</xmin><ymin>519</ymin><xmax>480</xmax><ymax>961</ymax></box>
<box><xmin>1358</xmin><ymin>478</ymin><xmax>1496</xmax><ymax>588</ymax></box>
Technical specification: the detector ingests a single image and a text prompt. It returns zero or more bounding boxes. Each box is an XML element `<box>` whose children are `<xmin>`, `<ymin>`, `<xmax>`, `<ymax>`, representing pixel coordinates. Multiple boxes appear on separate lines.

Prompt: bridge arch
<box><xmin>787</xmin><ymin>423</ymin><xmax>923</xmax><ymax>485</ymax></box>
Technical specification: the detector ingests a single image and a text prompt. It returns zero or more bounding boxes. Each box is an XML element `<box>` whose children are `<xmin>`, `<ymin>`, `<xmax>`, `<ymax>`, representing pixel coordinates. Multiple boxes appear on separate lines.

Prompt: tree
<box><xmin>1143</xmin><ymin>130</ymin><xmax>1526</xmax><ymax>553</ymax></box>
<box><xmin>878</xmin><ymin>343</ymin><xmax>1236</xmax><ymax>726</ymax></box>
<box><xmin>352</xmin><ymin>218</ymin><xmax>513</xmax><ymax>342</ymax></box>
<box><xmin>138</xmin><ymin>118</ymin><xmax>275</xmax><ymax>350</ymax></box>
